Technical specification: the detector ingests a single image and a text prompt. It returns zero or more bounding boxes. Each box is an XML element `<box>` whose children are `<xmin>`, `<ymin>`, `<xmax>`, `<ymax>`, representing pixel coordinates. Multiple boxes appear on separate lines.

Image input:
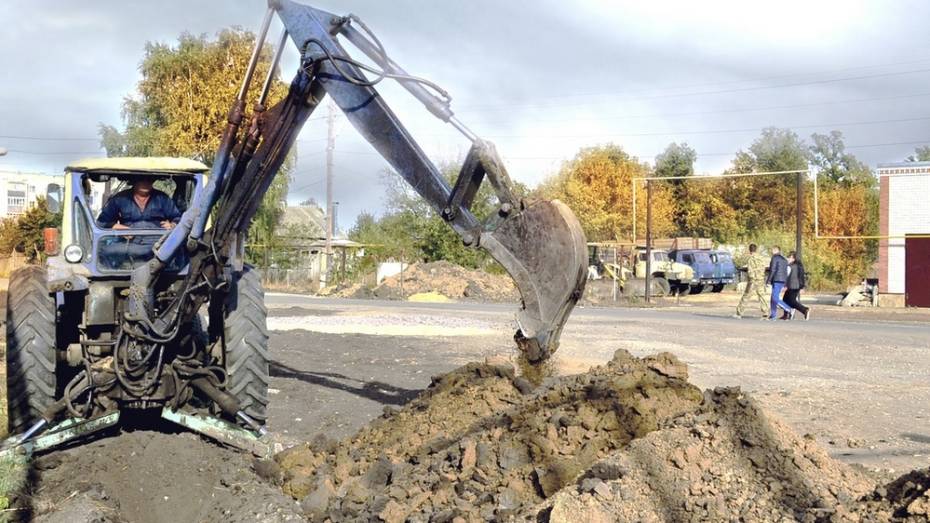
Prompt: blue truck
<box><xmin>670</xmin><ymin>249</ymin><xmax>736</xmax><ymax>293</ymax></box>
<box><xmin>708</xmin><ymin>250</ymin><xmax>737</xmax><ymax>292</ymax></box>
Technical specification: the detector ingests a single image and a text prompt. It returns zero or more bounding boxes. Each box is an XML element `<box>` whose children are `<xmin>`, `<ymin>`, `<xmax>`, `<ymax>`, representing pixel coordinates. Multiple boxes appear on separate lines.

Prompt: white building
<box><xmin>877</xmin><ymin>161</ymin><xmax>930</xmax><ymax>307</ymax></box>
<box><xmin>0</xmin><ymin>170</ymin><xmax>63</xmax><ymax>218</ymax></box>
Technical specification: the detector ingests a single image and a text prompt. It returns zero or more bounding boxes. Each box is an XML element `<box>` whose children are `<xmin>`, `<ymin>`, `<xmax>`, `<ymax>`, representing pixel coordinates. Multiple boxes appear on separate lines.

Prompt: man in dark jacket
<box><xmin>782</xmin><ymin>252</ymin><xmax>811</xmax><ymax>320</ymax></box>
<box><xmin>765</xmin><ymin>245</ymin><xmax>792</xmax><ymax>320</ymax></box>
<box><xmin>97</xmin><ymin>177</ymin><xmax>180</xmax><ymax>230</ymax></box>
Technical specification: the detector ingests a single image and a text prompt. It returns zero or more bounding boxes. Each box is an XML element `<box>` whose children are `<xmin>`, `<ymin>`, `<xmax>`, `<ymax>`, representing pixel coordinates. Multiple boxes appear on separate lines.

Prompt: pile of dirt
<box><xmin>337</xmin><ymin>261</ymin><xmax>518</xmax><ymax>302</ymax></box>
<box><xmin>542</xmin><ymin>387</ymin><xmax>875</xmax><ymax>522</ymax></box>
<box><xmin>273</xmin><ymin>351</ymin><xmax>704</xmax><ymax>521</ymax></box>
<box><xmin>273</xmin><ymin>351</ymin><xmax>930</xmax><ymax>521</ymax></box>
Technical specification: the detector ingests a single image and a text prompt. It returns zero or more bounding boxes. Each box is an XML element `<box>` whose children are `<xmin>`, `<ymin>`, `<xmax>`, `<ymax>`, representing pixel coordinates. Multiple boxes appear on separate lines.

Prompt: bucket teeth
<box><xmin>480</xmin><ymin>199</ymin><xmax>587</xmax><ymax>363</ymax></box>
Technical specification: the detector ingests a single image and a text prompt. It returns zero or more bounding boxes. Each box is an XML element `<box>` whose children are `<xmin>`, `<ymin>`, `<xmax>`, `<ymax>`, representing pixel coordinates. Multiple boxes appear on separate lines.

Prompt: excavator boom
<box><xmin>132</xmin><ymin>0</ymin><xmax>587</xmax><ymax>363</ymax></box>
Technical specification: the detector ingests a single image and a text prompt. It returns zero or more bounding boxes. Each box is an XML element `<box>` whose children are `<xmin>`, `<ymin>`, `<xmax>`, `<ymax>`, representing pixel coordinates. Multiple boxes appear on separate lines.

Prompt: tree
<box><xmin>99</xmin><ymin>28</ymin><xmax>292</xmax><ymax>252</ymax></box>
<box><xmin>808</xmin><ymin>131</ymin><xmax>873</xmax><ymax>187</ymax></box>
<box><xmin>654</xmin><ymin>142</ymin><xmax>697</xmax><ymax>234</ymax></box>
<box><xmin>539</xmin><ymin>144</ymin><xmax>676</xmax><ymax>242</ymax></box>
<box><xmin>0</xmin><ymin>198</ymin><xmax>61</xmax><ymax>262</ymax></box>
<box><xmin>907</xmin><ymin>145</ymin><xmax>930</xmax><ymax>162</ymax></box>
<box><xmin>654</xmin><ymin>142</ymin><xmax>696</xmax><ymax>179</ymax></box>
<box><xmin>349</xmin><ymin>161</ymin><xmax>528</xmax><ymax>269</ymax></box>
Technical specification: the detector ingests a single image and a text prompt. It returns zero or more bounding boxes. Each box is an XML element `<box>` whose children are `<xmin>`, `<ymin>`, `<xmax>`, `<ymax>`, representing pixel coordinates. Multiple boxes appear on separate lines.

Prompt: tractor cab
<box><xmin>55</xmin><ymin>157</ymin><xmax>207</xmax><ymax>281</ymax></box>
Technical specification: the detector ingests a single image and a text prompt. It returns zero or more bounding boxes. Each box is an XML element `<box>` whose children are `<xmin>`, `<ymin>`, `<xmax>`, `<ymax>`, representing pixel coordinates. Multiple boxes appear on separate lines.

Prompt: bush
<box><xmin>0</xmin><ymin>197</ymin><xmax>62</xmax><ymax>262</ymax></box>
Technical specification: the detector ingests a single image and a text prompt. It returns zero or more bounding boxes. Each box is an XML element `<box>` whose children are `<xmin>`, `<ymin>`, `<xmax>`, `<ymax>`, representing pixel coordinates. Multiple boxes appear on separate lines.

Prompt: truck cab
<box><xmin>709</xmin><ymin>250</ymin><xmax>737</xmax><ymax>292</ymax></box>
<box><xmin>669</xmin><ymin>249</ymin><xmax>716</xmax><ymax>294</ymax></box>
<box><xmin>55</xmin><ymin>157</ymin><xmax>206</xmax><ymax>281</ymax></box>
<box><xmin>46</xmin><ymin>157</ymin><xmax>208</xmax><ymax>389</ymax></box>
<box><xmin>632</xmin><ymin>248</ymin><xmax>695</xmax><ymax>295</ymax></box>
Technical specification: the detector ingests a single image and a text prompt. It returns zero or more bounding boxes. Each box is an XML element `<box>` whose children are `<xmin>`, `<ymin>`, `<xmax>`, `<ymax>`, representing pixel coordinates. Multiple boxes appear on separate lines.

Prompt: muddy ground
<box><xmin>2</xmin><ymin>291</ymin><xmax>929</xmax><ymax>521</ymax></box>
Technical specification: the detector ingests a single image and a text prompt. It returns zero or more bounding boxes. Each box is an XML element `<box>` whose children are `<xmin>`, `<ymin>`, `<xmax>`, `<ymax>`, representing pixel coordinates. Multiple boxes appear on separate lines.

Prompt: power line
<box><xmin>469</xmin><ymin>91</ymin><xmax>930</xmax><ymax>126</ymax></box>
<box><xmin>461</xmin><ymin>57</ymin><xmax>930</xmax><ymax>106</ymax></box>
<box><xmin>456</xmin><ymin>67</ymin><xmax>930</xmax><ymax>113</ymax></box>
<box><xmin>428</xmin><ymin>115</ymin><xmax>930</xmax><ymax>141</ymax></box>
<box><xmin>497</xmin><ymin>139</ymin><xmax>930</xmax><ymax>162</ymax></box>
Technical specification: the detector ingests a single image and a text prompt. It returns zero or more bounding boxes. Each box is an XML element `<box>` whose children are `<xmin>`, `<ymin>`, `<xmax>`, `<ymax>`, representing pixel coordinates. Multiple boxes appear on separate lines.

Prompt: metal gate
<box><xmin>905</xmin><ymin>235</ymin><xmax>930</xmax><ymax>307</ymax></box>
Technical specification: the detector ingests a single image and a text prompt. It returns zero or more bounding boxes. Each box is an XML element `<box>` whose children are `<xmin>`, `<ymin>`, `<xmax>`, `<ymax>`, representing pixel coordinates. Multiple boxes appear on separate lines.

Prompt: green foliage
<box><xmin>654</xmin><ymin>142</ymin><xmax>696</xmax><ymax>179</ymax></box>
<box><xmin>0</xmin><ymin>198</ymin><xmax>62</xmax><ymax>261</ymax></box>
<box><xmin>99</xmin><ymin>28</ymin><xmax>291</xmax><ymax>249</ymax></box>
<box><xmin>808</xmin><ymin>131</ymin><xmax>874</xmax><ymax>187</ymax></box>
<box><xmin>907</xmin><ymin>145</ymin><xmax>930</xmax><ymax>162</ymax></box>
<box><xmin>349</xmin><ymin>163</ymin><xmax>526</xmax><ymax>270</ymax></box>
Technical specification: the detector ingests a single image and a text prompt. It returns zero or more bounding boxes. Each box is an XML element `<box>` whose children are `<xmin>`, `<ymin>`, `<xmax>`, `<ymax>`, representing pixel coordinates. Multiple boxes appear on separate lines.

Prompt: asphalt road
<box><xmin>264</xmin><ymin>292</ymin><xmax>930</xmax><ymax>474</ymax></box>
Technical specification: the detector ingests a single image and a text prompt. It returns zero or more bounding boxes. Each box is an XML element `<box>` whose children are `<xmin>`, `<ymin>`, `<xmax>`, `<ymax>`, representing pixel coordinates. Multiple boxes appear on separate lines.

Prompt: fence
<box><xmin>259</xmin><ymin>267</ymin><xmax>320</xmax><ymax>292</ymax></box>
<box><xmin>0</xmin><ymin>251</ymin><xmax>28</xmax><ymax>278</ymax></box>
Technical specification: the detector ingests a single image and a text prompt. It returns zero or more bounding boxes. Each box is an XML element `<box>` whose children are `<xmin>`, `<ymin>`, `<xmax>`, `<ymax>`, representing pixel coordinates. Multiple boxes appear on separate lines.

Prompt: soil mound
<box><xmin>339</xmin><ymin>261</ymin><xmax>518</xmax><ymax>302</ymax></box>
<box><xmin>543</xmin><ymin>387</ymin><xmax>874</xmax><ymax>522</ymax></box>
<box><xmin>273</xmin><ymin>351</ymin><xmax>926</xmax><ymax>521</ymax></box>
<box><xmin>275</xmin><ymin>351</ymin><xmax>704</xmax><ymax>521</ymax></box>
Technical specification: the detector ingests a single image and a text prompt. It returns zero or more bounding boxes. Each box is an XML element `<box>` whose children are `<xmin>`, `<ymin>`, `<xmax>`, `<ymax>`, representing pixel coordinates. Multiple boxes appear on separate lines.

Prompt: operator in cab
<box><xmin>96</xmin><ymin>177</ymin><xmax>181</xmax><ymax>230</ymax></box>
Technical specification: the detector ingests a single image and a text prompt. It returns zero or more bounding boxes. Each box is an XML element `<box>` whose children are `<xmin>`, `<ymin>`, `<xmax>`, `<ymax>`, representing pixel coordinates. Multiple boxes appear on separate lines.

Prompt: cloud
<box><xmin>1</xmin><ymin>0</ymin><xmax>928</xmax><ymax>227</ymax></box>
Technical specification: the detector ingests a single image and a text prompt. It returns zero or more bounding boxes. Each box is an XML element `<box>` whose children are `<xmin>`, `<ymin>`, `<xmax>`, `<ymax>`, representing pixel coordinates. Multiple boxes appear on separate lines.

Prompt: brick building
<box><xmin>877</xmin><ymin>161</ymin><xmax>930</xmax><ymax>307</ymax></box>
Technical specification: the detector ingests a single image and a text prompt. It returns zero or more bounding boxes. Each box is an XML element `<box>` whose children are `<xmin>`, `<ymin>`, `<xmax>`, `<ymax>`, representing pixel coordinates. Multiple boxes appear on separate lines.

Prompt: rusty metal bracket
<box><xmin>160</xmin><ymin>408</ymin><xmax>276</xmax><ymax>458</ymax></box>
<box><xmin>0</xmin><ymin>411</ymin><xmax>121</xmax><ymax>460</ymax></box>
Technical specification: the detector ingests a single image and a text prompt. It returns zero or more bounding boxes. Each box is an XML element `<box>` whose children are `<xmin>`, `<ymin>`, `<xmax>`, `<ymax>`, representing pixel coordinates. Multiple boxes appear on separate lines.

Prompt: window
<box><xmin>694</xmin><ymin>252</ymin><xmax>712</xmax><ymax>263</ymax></box>
<box><xmin>7</xmin><ymin>183</ymin><xmax>26</xmax><ymax>215</ymax></box>
<box><xmin>683</xmin><ymin>254</ymin><xmax>693</xmax><ymax>263</ymax></box>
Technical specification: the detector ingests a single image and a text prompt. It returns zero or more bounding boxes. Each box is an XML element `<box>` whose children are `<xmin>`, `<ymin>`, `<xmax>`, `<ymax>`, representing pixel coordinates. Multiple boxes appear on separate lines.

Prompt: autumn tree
<box><xmin>539</xmin><ymin>145</ymin><xmax>676</xmax><ymax>242</ymax></box>
<box><xmin>98</xmin><ymin>28</ymin><xmax>292</xmax><ymax>255</ymax></box>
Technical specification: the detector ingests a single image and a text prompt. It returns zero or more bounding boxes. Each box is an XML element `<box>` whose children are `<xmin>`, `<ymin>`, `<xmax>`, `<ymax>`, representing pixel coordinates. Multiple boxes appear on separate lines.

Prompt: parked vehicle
<box><xmin>709</xmin><ymin>250</ymin><xmax>737</xmax><ymax>292</ymax></box>
<box><xmin>669</xmin><ymin>249</ymin><xmax>716</xmax><ymax>294</ymax></box>
<box><xmin>587</xmin><ymin>245</ymin><xmax>694</xmax><ymax>296</ymax></box>
<box><xmin>632</xmin><ymin>248</ymin><xmax>694</xmax><ymax>296</ymax></box>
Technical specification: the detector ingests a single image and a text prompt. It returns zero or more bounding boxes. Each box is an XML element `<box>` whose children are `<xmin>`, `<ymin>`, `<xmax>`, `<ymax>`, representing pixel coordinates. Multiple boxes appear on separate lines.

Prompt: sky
<box><xmin>1</xmin><ymin>0</ymin><xmax>928</xmax><ymax>230</ymax></box>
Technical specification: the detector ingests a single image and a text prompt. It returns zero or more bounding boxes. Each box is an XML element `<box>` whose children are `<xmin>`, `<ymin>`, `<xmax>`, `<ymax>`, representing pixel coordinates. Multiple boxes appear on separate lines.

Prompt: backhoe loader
<box><xmin>3</xmin><ymin>0</ymin><xmax>587</xmax><ymax>455</ymax></box>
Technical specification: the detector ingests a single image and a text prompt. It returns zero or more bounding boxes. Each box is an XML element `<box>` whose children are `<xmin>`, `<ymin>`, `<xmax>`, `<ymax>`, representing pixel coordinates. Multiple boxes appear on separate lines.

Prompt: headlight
<box><xmin>64</xmin><ymin>244</ymin><xmax>84</xmax><ymax>263</ymax></box>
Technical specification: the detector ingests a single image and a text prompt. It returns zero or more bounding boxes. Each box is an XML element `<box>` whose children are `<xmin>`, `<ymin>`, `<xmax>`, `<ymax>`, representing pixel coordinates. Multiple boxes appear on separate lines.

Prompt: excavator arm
<box><xmin>129</xmin><ymin>0</ymin><xmax>587</xmax><ymax>365</ymax></box>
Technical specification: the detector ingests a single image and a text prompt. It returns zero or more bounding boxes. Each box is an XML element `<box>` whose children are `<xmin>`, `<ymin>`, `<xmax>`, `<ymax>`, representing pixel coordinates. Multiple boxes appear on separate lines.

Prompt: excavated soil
<box><xmin>273</xmin><ymin>351</ymin><xmax>930</xmax><ymax>522</ymax></box>
<box><xmin>336</xmin><ymin>261</ymin><xmax>518</xmax><ymax>302</ymax></box>
<box><xmin>15</xmin><ymin>429</ymin><xmax>303</xmax><ymax>523</ymax></box>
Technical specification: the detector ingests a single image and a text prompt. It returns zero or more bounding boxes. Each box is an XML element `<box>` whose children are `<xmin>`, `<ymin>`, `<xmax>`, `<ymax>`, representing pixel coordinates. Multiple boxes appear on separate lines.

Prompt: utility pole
<box><xmin>324</xmin><ymin>101</ymin><xmax>335</xmax><ymax>284</ymax></box>
<box><xmin>645</xmin><ymin>179</ymin><xmax>653</xmax><ymax>304</ymax></box>
<box><xmin>795</xmin><ymin>171</ymin><xmax>803</xmax><ymax>259</ymax></box>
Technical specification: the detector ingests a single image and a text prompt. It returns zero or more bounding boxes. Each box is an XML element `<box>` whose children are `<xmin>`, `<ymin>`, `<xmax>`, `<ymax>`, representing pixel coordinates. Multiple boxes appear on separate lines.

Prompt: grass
<box><xmin>0</xmin><ymin>356</ymin><xmax>29</xmax><ymax>521</ymax></box>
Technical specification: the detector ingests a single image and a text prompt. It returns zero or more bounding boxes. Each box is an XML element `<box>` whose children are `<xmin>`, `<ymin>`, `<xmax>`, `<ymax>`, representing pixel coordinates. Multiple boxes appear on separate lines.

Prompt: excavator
<box><xmin>2</xmin><ymin>0</ymin><xmax>587</xmax><ymax>456</ymax></box>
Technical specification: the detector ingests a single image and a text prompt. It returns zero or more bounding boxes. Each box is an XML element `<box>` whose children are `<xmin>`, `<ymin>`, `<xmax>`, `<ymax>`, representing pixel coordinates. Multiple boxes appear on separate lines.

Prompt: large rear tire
<box><xmin>652</xmin><ymin>277</ymin><xmax>671</xmax><ymax>297</ymax></box>
<box><xmin>690</xmin><ymin>284</ymin><xmax>705</xmax><ymax>295</ymax></box>
<box><xmin>6</xmin><ymin>265</ymin><xmax>57</xmax><ymax>434</ymax></box>
<box><xmin>712</xmin><ymin>284</ymin><xmax>725</xmax><ymax>293</ymax></box>
<box><xmin>222</xmin><ymin>266</ymin><xmax>270</xmax><ymax>424</ymax></box>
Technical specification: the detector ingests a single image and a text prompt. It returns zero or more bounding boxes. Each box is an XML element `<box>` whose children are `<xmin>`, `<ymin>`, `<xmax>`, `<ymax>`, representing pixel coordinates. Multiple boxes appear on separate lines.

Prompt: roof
<box><xmin>65</xmin><ymin>157</ymin><xmax>209</xmax><ymax>174</ymax></box>
<box><xmin>877</xmin><ymin>161</ymin><xmax>930</xmax><ymax>169</ymax></box>
<box><xmin>278</xmin><ymin>204</ymin><xmax>326</xmax><ymax>238</ymax></box>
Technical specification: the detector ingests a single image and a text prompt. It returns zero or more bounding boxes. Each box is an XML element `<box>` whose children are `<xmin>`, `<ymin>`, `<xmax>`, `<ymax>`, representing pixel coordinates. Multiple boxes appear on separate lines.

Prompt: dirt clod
<box><xmin>276</xmin><ymin>350</ymin><xmax>703</xmax><ymax>520</ymax></box>
<box><xmin>275</xmin><ymin>350</ymin><xmax>930</xmax><ymax>521</ymax></box>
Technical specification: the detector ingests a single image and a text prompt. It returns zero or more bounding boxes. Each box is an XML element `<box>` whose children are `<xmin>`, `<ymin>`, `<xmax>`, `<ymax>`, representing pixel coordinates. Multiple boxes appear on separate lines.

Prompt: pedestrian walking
<box><xmin>734</xmin><ymin>243</ymin><xmax>768</xmax><ymax>319</ymax></box>
<box><xmin>781</xmin><ymin>251</ymin><xmax>811</xmax><ymax>320</ymax></box>
<box><xmin>766</xmin><ymin>245</ymin><xmax>792</xmax><ymax>320</ymax></box>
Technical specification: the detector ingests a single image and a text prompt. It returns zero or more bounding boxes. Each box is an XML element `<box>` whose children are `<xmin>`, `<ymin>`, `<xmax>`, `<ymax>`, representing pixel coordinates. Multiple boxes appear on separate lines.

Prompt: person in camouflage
<box><xmin>735</xmin><ymin>243</ymin><xmax>768</xmax><ymax>318</ymax></box>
